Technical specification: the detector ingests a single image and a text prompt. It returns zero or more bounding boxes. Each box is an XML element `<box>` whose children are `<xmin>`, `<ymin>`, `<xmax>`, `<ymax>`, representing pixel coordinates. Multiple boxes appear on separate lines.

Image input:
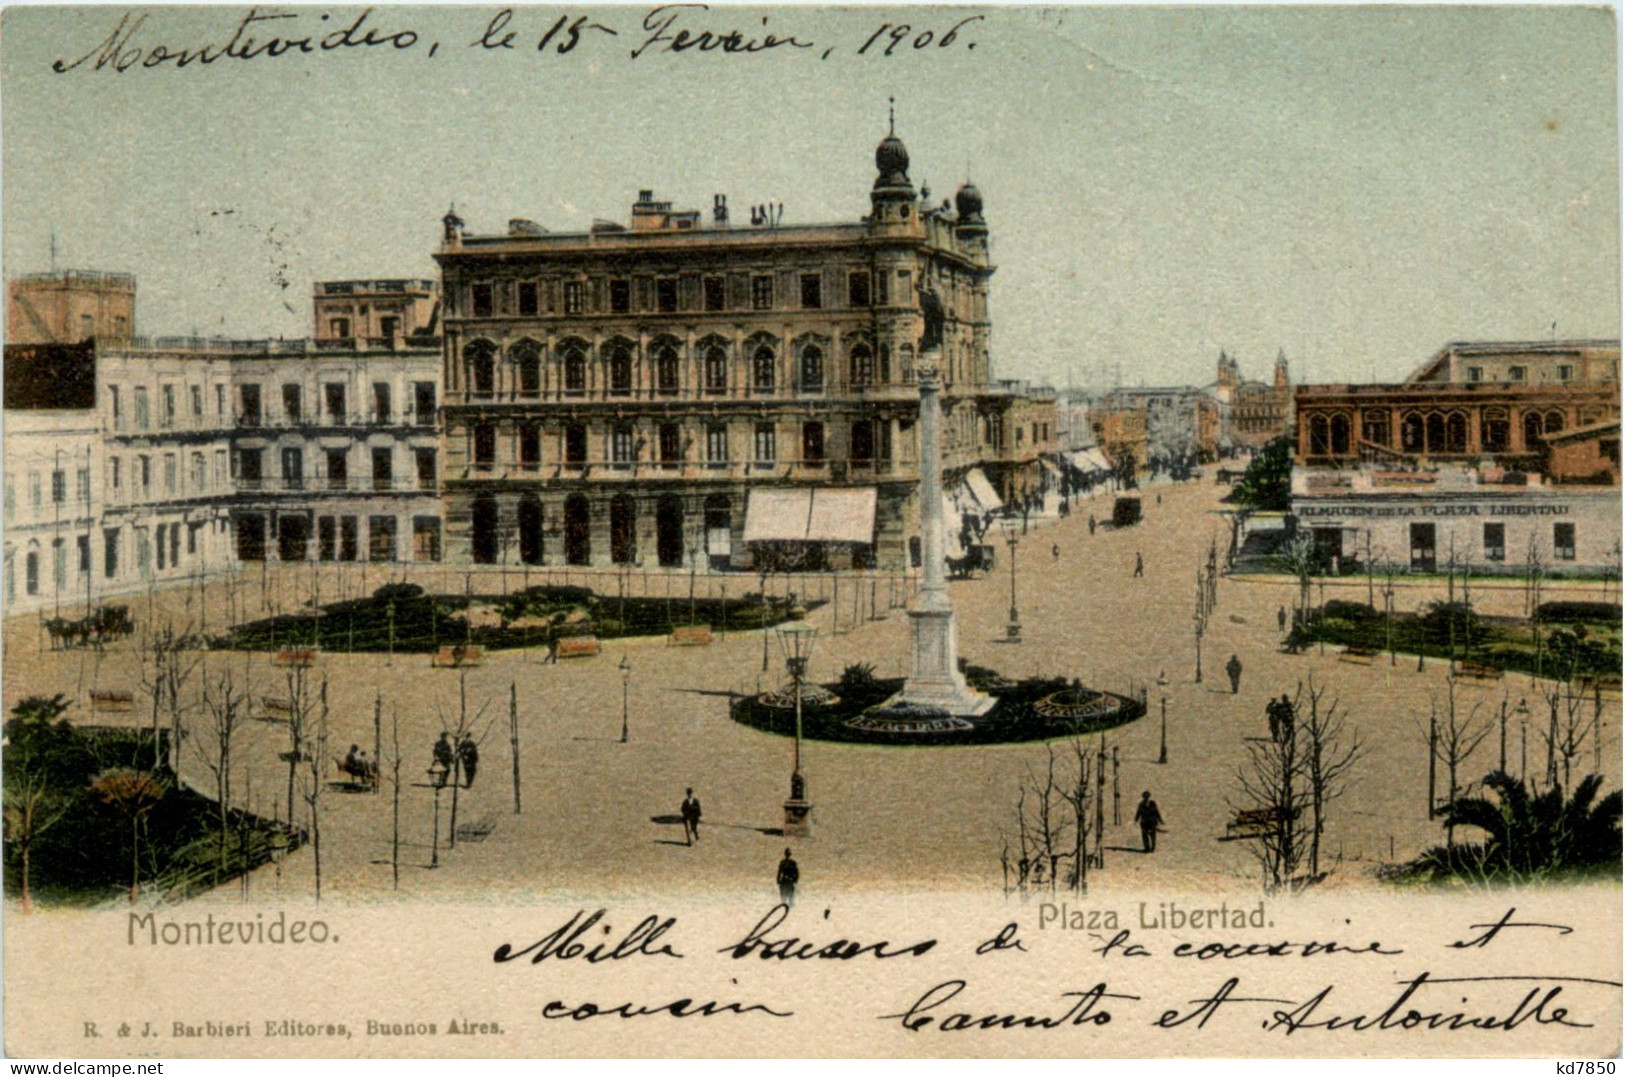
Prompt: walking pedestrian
<box><xmin>458</xmin><ymin>734</ymin><xmax>479</xmax><ymax>788</ymax></box>
<box><xmin>776</xmin><ymin>848</ymin><xmax>800</xmax><ymax>906</ymax></box>
<box><xmin>1133</xmin><ymin>552</ymin><xmax>1144</xmax><ymax>578</ymax></box>
<box><xmin>680</xmin><ymin>787</ymin><xmax>703</xmax><ymax>845</ymax></box>
<box><xmin>1225</xmin><ymin>653</ymin><xmax>1243</xmax><ymax>694</ymax></box>
<box><xmin>1277</xmin><ymin>605</ymin><xmax>1287</xmax><ymax>632</ymax></box>
<box><xmin>1266</xmin><ymin>697</ymin><xmax>1282</xmax><ymax>742</ymax></box>
<box><xmin>546</xmin><ymin>628</ymin><xmax>560</xmax><ymax>664</ymax></box>
<box><xmin>1088</xmin><ymin>515</ymin><xmax>1097</xmax><ymax>536</ymax></box>
<box><xmin>1133</xmin><ymin>792</ymin><xmax>1164</xmax><ymax>853</ymax></box>
<box><xmin>1276</xmin><ymin>693</ymin><xmax>1296</xmax><ymax>741</ymax></box>
<box><xmin>432</xmin><ymin>732</ymin><xmax>454</xmax><ymax>786</ymax></box>
<box><xmin>1052</xmin><ymin>543</ymin><xmax>1060</xmax><ymax>562</ymax></box>
<box><xmin>1156</xmin><ymin>493</ymin><xmax>1162</xmax><ymax>506</ymax></box>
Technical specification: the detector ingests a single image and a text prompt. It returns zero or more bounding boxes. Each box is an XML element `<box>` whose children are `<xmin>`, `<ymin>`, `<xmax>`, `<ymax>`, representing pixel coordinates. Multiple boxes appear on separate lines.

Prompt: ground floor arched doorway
<box><xmin>656</xmin><ymin>494</ymin><xmax>684</xmax><ymax>567</ymax></box>
<box><xmin>564</xmin><ymin>494</ymin><xmax>591</xmax><ymax>565</ymax></box>
<box><xmin>610</xmin><ymin>494</ymin><xmax>636</xmax><ymax>565</ymax></box>
<box><xmin>471</xmin><ymin>495</ymin><xmax>499</xmax><ymax>564</ymax></box>
<box><xmin>518</xmin><ymin>495</ymin><xmax>543</xmax><ymax>565</ymax></box>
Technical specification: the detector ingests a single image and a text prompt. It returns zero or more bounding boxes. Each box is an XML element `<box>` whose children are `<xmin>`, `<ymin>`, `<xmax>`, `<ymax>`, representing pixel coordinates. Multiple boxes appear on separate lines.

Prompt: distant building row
<box><xmin>1290</xmin><ymin>340</ymin><xmax>1621</xmax><ymax>576</ymax></box>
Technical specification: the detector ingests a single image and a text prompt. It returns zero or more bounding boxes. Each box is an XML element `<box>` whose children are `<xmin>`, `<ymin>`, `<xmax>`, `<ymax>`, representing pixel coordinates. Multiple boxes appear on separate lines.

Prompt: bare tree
<box><xmin>1234</xmin><ymin>691</ymin><xmax>1308</xmax><ymax>892</ymax></box>
<box><xmin>390</xmin><ymin>705</ymin><xmax>402</xmax><ymax>891</ymax></box>
<box><xmin>1417</xmin><ymin>677</ymin><xmax>1491</xmax><ymax>846</ymax></box>
<box><xmin>1057</xmin><ymin>738</ymin><xmax>1096</xmax><ymax>894</ymax></box>
<box><xmin>135</xmin><ymin>619</ymin><xmax>203</xmax><ymax>774</ymax></box>
<box><xmin>435</xmin><ymin>671</ymin><xmax>493</xmax><ymax>850</ymax></box>
<box><xmin>276</xmin><ymin>664</ymin><xmax>319</xmax><ymax>826</ymax></box>
<box><xmin>294</xmin><ymin>676</ymin><xmax>331</xmax><ymax>901</ymax></box>
<box><xmin>1539</xmin><ymin>681</ymin><xmax>1594</xmax><ymax>794</ymax></box>
<box><xmin>194</xmin><ymin>660</ymin><xmax>248</xmax><ymax>883</ymax></box>
<box><xmin>1021</xmin><ymin>745</ymin><xmax>1068</xmax><ymax>893</ymax></box>
<box><xmin>1296</xmin><ymin>677</ymin><xmax>1365</xmax><ymax>877</ymax></box>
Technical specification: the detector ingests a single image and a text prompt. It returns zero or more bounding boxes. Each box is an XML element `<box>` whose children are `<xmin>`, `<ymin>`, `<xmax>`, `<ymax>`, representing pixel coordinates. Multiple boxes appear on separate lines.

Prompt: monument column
<box><xmin>892</xmin><ymin>330</ymin><xmax>991</xmax><ymax>716</ymax></box>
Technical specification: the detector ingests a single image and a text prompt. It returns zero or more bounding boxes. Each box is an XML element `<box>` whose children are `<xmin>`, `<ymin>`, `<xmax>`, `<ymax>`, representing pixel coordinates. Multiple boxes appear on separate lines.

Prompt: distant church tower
<box><xmin>1274</xmin><ymin>348</ymin><xmax>1290</xmax><ymax>388</ymax></box>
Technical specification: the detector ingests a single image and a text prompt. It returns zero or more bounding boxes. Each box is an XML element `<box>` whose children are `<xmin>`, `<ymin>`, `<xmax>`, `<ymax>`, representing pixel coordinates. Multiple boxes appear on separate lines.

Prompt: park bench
<box><xmin>1338</xmin><ymin>644</ymin><xmax>1379</xmax><ymax>665</ymax></box>
<box><xmin>555</xmin><ymin>636</ymin><xmax>601</xmax><ymax>659</ymax></box>
<box><xmin>89</xmin><ymin>690</ymin><xmax>134</xmax><ymax>714</ymax></box>
<box><xmin>1454</xmin><ymin>661</ymin><xmax>1504</xmax><ymax>683</ymax></box>
<box><xmin>669</xmin><ymin>625</ymin><xmax>714</xmax><ymax>647</ymax></box>
<box><xmin>260</xmin><ymin>696</ymin><xmax>294</xmax><ymax>720</ymax></box>
<box><xmin>272</xmin><ymin>649</ymin><xmax>319</xmax><ymax>669</ymax></box>
<box><xmin>432</xmin><ymin>644</ymin><xmax>485</xmax><ymax>669</ymax></box>
<box><xmin>1223</xmin><ymin>806</ymin><xmax>1295</xmax><ymax>840</ymax></box>
<box><xmin>332</xmin><ymin>754</ymin><xmax>379</xmax><ymax>791</ymax></box>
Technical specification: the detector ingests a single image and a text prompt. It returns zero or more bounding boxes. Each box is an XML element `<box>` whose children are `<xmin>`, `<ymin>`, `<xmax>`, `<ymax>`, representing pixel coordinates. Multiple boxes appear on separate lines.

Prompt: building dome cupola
<box><xmin>875</xmin><ymin>132</ymin><xmax>911</xmax><ymax>186</ymax></box>
<box><xmin>954</xmin><ymin>181</ymin><xmax>984</xmax><ymax>222</ymax></box>
<box><xmin>872</xmin><ymin>98</ymin><xmax>914</xmax><ymax>193</ymax></box>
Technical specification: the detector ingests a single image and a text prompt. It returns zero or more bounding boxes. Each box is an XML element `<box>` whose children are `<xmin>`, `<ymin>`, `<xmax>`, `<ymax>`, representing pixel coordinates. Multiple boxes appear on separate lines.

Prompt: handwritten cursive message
<box><xmin>51</xmin><ymin>5</ymin><xmax>988</xmax><ymax>74</ymax></box>
<box><xmin>487</xmin><ymin>903</ymin><xmax>1620</xmax><ymax>1042</ymax></box>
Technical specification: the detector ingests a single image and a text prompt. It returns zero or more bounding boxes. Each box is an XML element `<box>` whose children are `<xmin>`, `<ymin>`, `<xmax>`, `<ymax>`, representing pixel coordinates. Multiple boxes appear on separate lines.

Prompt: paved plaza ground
<box><xmin>5</xmin><ymin>478</ymin><xmax>1619</xmax><ymax>906</ymax></box>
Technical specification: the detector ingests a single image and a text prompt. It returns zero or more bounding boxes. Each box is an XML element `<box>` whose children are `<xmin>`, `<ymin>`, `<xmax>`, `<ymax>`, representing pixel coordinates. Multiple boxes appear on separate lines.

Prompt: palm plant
<box><xmin>1436</xmin><ymin>770</ymin><xmax>1620</xmax><ymax>881</ymax></box>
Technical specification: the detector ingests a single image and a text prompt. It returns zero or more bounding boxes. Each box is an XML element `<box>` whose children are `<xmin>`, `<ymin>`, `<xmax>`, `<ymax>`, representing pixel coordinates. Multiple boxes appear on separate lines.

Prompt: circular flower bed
<box><xmin>730</xmin><ymin>674</ymin><xmax>1143</xmax><ymax>747</ymax></box>
<box><xmin>1033</xmin><ymin>687</ymin><xmax>1126</xmax><ymax>722</ymax></box>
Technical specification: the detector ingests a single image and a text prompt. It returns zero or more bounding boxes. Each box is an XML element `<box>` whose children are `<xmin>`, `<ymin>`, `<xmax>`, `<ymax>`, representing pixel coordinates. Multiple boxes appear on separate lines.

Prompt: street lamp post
<box><xmin>777</xmin><ymin>622</ymin><xmax>817</xmax><ymax>837</ymax></box>
<box><xmin>1193</xmin><ymin>571</ymin><xmax>1207</xmax><ymax>684</ymax></box>
<box><xmin>1157</xmin><ymin>669</ymin><xmax>1169</xmax><ymax>764</ymax></box>
<box><xmin>1001</xmin><ymin>517</ymin><xmax>1021</xmax><ymax>641</ymax></box>
<box><xmin>428</xmin><ymin>761</ymin><xmax>448</xmax><ymax>867</ymax></box>
<box><xmin>619</xmin><ymin>655</ymin><xmax>631</xmax><ymax>743</ymax></box>
<box><xmin>1515</xmin><ymin>698</ymin><xmax>1531</xmax><ymax>785</ymax></box>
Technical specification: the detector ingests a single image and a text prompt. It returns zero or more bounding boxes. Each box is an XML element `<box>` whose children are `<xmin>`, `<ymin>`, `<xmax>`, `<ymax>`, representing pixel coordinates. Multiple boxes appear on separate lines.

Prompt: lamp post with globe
<box><xmin>778</xmin><ymin>622</ymin><xmax>817</xmax><ymax>837</ymax></box>
<box><xmin>618</xmin><ymin>655</ymin><xmax>631</xmax><ymax>743</ymax></box>
<box><xmin>1000</xmin><ymin>515</ymin><xmax>1021</xmax><ymax>642</ymax></box>
<box><xmin>1157</xmin><ymin>668</ymin><xmax>1170</xmax><ymax>764</ymax></box>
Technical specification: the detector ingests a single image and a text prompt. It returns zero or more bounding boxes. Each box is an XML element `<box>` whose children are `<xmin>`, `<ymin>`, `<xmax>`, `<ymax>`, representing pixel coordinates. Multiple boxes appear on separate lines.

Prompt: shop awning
<box><xmin>1066</xmin><ymin>448</ymin><xmax>1111</xmax><ymax>474</ymax></box>
<box><xmin>744</xmin><ymin>487</ymin><xmax>877</xmax><ymax>544</ymax></box>
<box><xmin>964</xmin><ymin>467</ymin><xmax>1004</xmax><ymax>512</ymax></box>
<box><xmin>1040</xmin><ymin>458</ymin><xmax>1063</xmax><ymax>477</ymax></box>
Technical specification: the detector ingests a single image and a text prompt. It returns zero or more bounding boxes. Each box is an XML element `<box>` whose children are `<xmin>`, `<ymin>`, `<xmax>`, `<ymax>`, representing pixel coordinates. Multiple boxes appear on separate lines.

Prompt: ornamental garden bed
<box><xmin>224</xmin><ymin>583</ymin><xmax>821</xmax><ymax>653</ymax></box>
<box><xmin>729</xmin><ymin>666</ymin><xmax>1144</xmax><ymax>747</ymax></box>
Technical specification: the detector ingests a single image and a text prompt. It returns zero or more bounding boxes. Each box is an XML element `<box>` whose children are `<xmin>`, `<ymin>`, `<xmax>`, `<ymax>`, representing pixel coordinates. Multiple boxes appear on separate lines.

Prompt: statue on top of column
<box><xmin>917</xmin><ymin>277</ymin><xmax>946</xmax><ymax>353</ymax></box>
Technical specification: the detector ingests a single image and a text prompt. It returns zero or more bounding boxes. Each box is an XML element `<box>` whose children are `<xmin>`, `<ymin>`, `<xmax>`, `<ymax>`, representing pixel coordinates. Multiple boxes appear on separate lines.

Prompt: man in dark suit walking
<box><xmin>680</xmin><ymin>788</ymin><xmax>702</xmax><ymax>845</ymax></box>
<box><xmin>776</xmin><ymin>848</ymin><xmax>800</xmax><ymax>906</ymax></box>
<box><xmin>1133</xmin><ymin>792</ymin><xmax>1164</xmax><ymax>853</ymax></box>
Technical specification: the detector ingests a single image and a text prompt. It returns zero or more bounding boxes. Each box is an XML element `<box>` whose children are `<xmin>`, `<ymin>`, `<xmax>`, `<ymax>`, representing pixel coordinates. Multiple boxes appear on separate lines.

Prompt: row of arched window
<box><xmin>457</xmin><ymin>336</ymin><xmax>917</xmax><ymax>398</ymax></box>
<box><xmin>1306</xmin><ymin>406</ymin><xmax>1575</xmax><ymax>456</ymax></box>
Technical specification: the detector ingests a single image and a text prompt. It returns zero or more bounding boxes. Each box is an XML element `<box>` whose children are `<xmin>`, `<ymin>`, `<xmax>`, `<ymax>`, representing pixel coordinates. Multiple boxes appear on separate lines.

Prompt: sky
<box><xmin>2</xmin><ymin>4</ymin><xmax>1619</xmax><ymax>389</ymax></box>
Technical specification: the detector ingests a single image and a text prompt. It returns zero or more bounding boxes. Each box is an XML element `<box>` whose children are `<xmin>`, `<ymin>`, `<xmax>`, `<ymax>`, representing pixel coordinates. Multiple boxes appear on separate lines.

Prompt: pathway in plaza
<box><xmin>4</xmin><ymin>478</ymin><xmax>1617</xmax><ymax>906</ymax></box>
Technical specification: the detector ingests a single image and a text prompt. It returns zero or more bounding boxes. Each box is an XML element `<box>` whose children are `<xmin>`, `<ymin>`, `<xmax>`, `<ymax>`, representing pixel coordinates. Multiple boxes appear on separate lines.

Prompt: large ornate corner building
<box><xmin>1291</xmin><ymin>339</ymin><xmax>1622</xmax><ymax>575</ymax></box>
<box><xmin>434</xmin><ymin>129</ymin><xmax>1056</xmax><ymax>572</ymax></box>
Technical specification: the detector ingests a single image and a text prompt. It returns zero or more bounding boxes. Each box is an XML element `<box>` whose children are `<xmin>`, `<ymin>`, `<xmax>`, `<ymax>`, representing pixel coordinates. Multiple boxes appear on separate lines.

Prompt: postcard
<box><xmin>2</xmin><ymin>4</ymin><xmax>1620</xmax><ymax>1059</ymax></box>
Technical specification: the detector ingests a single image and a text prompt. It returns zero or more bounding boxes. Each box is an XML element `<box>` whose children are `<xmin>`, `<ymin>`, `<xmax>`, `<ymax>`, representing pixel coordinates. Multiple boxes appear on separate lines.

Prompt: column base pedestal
<box><xmin>783</xmin><ymin>798</ymin><xmax>812</xmax><ymax>838</ymax></box>
<box><xmin>891</xmin><ymin>606</ymin><xmax>994</xmax><ymax>717</ymax></box>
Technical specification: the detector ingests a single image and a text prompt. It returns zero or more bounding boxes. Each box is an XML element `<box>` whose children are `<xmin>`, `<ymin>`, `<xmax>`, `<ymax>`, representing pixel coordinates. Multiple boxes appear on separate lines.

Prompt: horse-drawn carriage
<box><xmin>947</xmin><ymin>543</ymin><xmax>997</xmax><ymax>580</ymax></box>
<box><xmin>43</xmin><ymin>604</ymin><xmax>133</xmax><ymax>650</ymax></box>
